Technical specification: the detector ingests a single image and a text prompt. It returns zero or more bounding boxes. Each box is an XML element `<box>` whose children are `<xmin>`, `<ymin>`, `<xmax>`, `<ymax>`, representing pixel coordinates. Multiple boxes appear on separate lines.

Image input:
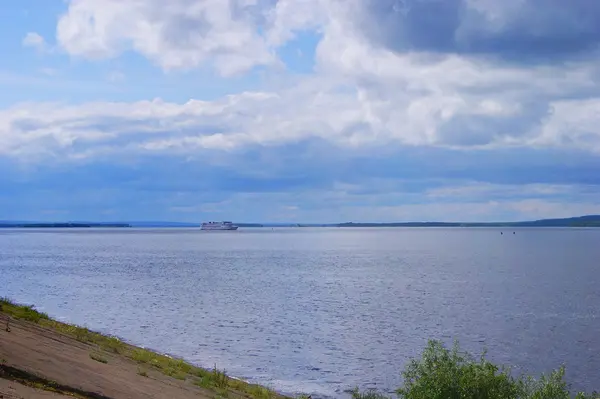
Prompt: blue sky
<box><xmin>1</xmin><ymin>0</ymin><xmax>600</xmax><ymax>223</ymax></box>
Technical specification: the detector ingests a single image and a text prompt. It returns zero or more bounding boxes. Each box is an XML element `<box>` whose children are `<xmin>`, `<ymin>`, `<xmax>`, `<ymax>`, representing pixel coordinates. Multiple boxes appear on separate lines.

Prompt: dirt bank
<box><xmin>0</xmin><ymin>299</ymin><xmax>291</xmax><ymax>399</ymax></box>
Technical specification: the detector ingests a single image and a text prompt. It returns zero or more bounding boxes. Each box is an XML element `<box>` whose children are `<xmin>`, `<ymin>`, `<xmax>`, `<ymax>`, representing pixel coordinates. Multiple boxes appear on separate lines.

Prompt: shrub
<box><xmin>89</xmin><ymin>352</ymin><xmax>108</xmax><ymax>364</ymax></box>
<box><xmin>397</xmin><ymin>340</ymin><xmax>519</xmax><ymax>399</ymax></box>
<box><xmin>520</xmin><ymin>367</ymin><xmax>600</xmax><ymax>399</ymax></box>
<box><xmin>211</xmin><ymin>365</ymin><xmax>229</xmax><ymax>389</ymax></box>
<box><xmin>352</xmin><ymin>340</ymin><xmax>599</xmax><ymax>399</ymax></box>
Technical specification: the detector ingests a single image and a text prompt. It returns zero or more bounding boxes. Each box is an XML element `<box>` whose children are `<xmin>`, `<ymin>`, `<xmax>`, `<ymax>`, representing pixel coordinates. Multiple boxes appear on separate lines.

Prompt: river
<box><xmin>1</xmin><ymin>227</ymin><xmax>599</xmax><ymax>397</ymax></box>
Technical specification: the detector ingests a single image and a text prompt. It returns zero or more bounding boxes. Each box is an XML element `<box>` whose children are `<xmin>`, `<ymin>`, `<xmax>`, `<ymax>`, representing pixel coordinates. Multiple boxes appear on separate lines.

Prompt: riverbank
<box><xmin>0</xmin><ymin>298</ymin><xmax>294</xmax><ymax>399</ymax></box>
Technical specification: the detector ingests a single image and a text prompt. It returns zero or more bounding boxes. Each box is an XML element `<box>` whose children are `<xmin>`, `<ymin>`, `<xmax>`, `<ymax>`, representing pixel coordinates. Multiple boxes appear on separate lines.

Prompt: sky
<box><xmin>1</xmin><ymin>0</ymin><xmax>600</xmax><ymax>223</ymax></box>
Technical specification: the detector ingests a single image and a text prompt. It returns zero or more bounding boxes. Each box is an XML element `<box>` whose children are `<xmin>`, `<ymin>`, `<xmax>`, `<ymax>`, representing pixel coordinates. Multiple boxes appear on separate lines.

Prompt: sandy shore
<box><xmin>0</xmin><ymin>299</ymin><xmax>293</xmax><ymax>399</ymax></box>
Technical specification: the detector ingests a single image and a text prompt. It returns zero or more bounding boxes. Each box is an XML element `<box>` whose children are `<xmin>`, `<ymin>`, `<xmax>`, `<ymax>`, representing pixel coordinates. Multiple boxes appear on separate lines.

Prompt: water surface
<box><xmin>1</xmin><ymin>228</ymin><xmax>599</xmax><ymax>397</ymax></box>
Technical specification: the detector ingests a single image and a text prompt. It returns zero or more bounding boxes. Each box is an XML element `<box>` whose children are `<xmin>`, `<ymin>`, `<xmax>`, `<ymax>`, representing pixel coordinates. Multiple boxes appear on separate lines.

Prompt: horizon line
<box><xmin>1</xmin><ymin>214</ymin><xmax>599</xmax><ymax>226</ymax></box>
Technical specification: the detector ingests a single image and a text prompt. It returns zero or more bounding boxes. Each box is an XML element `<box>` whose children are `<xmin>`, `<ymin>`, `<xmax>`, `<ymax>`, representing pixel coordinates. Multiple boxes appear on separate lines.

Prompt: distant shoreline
<box><xmin>0</xmin><ymin>223</ymin><xmax>131</xmax><ymax>228</ymax></box>
<box><xmin>1</xmin><ymin>214</ymin><xmax>599</xmax><ymax>228</ymax></box>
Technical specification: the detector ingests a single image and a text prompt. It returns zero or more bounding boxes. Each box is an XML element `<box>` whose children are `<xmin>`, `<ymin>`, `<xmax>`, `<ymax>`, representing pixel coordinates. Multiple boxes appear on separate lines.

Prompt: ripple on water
<box><xmin>2</xmin><ymin>228</ymin><xmax>600</xmax><ymax>397</ymax></box>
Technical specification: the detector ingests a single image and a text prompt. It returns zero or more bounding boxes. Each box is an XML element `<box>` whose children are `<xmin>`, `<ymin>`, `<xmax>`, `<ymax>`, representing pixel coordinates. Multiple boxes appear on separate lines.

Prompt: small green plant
<box><xmin>350</xmin><ymin>387</ymin><xmax>390</xmax><ymax>399</ymax></box>
<box><xmin>247</xmin><ymin>383</ymin><xmax>277</xmax><ymax>399</ymax></box>
<box><xmin>131</xmin><ymin>349</ymin><xmax>196</xmax><ymax>380</ymax></box>
<box><xmin>164</xmin><ymin>366</ymin><xmax>187</xmax><ymax>380</ymax></box>
<box><xmin>101</xmin><ymin>336</ymin><xmax>126</xmax><ymax>354</ymax></box>
<box><xmin>137</xmin><ymin>367</ymin><xmax>148</xmax><ymax>377</ymax></box>
<box><xmin>194</xmin><ymin>375</ymin><xmax>213</xmax><ymax>389</ymax></box>
<box><xmin>212</xmin><ymin>364</ymin><xmax>229</xmax><ymax>389</ymax></box>
<box><xmin>169</xmin><ymin>358</ymin><xmax>193</xmax><ymax>375</ymax></box>
<box><xmin>216</xmin><ymin>387</ymin><xmax>230</xmax><ymax>398</ymax></box>
<box><xmin>131</xmin><ymin>348</ymin><xmax>158</xmax><ymax>364</ymax></box>
<box><xmin>89</xmin><ymin>352</ymin><xmax>108</xmax><ymax>364</ymax></box>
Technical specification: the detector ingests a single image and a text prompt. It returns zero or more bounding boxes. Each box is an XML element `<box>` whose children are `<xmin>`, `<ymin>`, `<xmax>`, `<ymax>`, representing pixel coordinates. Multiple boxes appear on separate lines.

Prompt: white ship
<box><xmin>200</xmin><ymin>221</ymin><xmax>239</xmax><ymax>231</ymax></box>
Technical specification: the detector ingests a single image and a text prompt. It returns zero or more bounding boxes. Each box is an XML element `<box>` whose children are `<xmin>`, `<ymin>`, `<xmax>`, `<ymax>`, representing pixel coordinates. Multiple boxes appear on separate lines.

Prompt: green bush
<box><xmin>89</xmin><ymin>352</ymin><xmax>108</xmax><ymax>364</ymax></box>
<box><xmin>521</xmin><ymin>366</ymin><xmax>599</xmax><ymax>399</ymax></box>
<box><xmin>353</xmin><ymin>340</ymin><xmax>599</xmax><ymax>399</ymax></box>
<box><xmin>397</xmin><ymin>340</ymin><xmax>518</xmax><ymax>399</ymax></box>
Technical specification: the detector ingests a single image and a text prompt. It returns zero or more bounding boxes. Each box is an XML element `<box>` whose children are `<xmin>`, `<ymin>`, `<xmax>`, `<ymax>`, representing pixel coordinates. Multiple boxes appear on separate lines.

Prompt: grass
<box><xmin>351</xmin><ymin>340</ymin><xmax>600</xmax><ymax>399</ymax></box>
<box><xmin>0</xmin><ymin>298</ymin><xmax>49</xmax><ymax>323</ymax></box>
<box><xmin>211</xmin><ymin>364</ymin><xmax>230</xmax><ymax>389</ymax></box>
<box><xmin>89</xmin><ymin>352</ymin><xmax>108</xmax><ymax>364</ymax></box>
<box><xmin>1</xmin><ymin>297</ymin><xmax>292</xmax><ymax>399</ymax></box>
<box><xmin>350</xmin><ymin>388</ymin><xmax>391</xmax><ymax>399</ymax></box>
<box><xmin>246</xmin><ymin>384</ymin><xmax>278</xmax><ymax>399</ymax></box>
<box><xmin>194</xmin><ymin>365</ymin><xmax>237</xmax><ymax>390</ymax></box>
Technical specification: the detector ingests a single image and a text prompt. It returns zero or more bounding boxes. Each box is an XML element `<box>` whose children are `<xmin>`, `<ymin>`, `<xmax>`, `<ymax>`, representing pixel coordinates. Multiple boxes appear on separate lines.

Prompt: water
<box><xmin>1</xmin><ymin>227</ymin><xmax>599</xmax><ymax>397</ymax></box>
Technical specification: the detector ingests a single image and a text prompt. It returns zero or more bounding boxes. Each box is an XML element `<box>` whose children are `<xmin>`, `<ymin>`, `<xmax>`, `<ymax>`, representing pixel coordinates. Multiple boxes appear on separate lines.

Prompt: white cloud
<box><xmin>56</xmin><ymin>0</ymin><xmax>280</xmax><ymax>75</ymax></box>
<box><xmin>264</xmin><ymin>0</ymin><xmax>330</xmax><ymax>46</ymax></box>
<box><xmin>22</xmin><ymin>32</ymin><xmax>47</xmax><ymax>51</ymax></box>
<box><xmin>55</xmin><ymin>0</ymin><xmax>339</xmax><ymax>76</ymax></box>
<box><xmin>0</xmin><ymin>0</ymin><xmax>595</xmax><ymax>160</ymax></box>
<box><xmin>533</xmin><ymin>99</ymin><xmax>600</xmax><ymax>148</ymax></box>
<box><xmin>54</xmin><ymin>0</ymin><xmax>600</xmax><ymax>73</ymax></box>
<box><xmin>3</xmin><ymin>64</ymin><xmax>600</xmax><ymax>161</ymax></box>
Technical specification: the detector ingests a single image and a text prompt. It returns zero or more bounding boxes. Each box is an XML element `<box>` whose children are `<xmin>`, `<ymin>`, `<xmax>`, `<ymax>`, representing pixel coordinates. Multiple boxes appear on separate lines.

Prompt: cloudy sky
<box><xmin>2</xmin><ymin>0</ymin><xmax>600</xmax><ymax>223</ymax></box>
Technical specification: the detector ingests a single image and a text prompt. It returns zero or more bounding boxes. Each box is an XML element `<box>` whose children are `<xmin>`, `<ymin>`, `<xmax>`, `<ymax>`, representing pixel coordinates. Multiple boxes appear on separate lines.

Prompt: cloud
<box><xmin>56</xmin><ymin>0</ymin><xmax>281</xmax><ymax>75</ymax></box>
<box><xmin>2</xmin><ymin>0</ymin><xmax>600</xmax><ymax>221</ymax></box>
<box><xmin>55</xmin><ymin>0</ymin><xmax>341</xmax><ymax>76</ymax></box>
<box><xmin>356</xmin><ymin>0</ymin><xmax>600</xmax><ymax>63</ymax></box>
<box><xmin>3</xmin><ymin>153</ymin><xmax>599</xmax><ymax>222</ymax></box>
<box><xmin>55</xmin><ymin>0</ymin><xmax>600</xmax><ymax>71</ymax></box>
<box><xmin>22</xmin><ymin>32</ymin><xmax>48</xmax><ymax>52</ymax></box>
<box><xmin>44</xmin><ymin>0</ymin><xmax>600</xmax><ymax>155</ymax></box>
<box><xmin>2</xmin><ymin>64</ymin><xmax>600</xmax><ymax>163</ymax></box>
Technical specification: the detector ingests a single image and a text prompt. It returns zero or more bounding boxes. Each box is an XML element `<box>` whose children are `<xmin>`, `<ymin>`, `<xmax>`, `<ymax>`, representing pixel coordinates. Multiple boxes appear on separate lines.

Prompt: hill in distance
<box><xmin>326</xmin><ymin>215</ymin><xmax>600</xmax><ymax>228</ymax></box>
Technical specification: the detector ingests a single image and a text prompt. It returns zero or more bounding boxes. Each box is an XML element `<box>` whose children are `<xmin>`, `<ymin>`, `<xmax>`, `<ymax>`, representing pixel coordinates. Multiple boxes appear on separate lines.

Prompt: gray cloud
<box><xmin>359</xmin><ymin>0</ymin><xmax>600</xmax><ymax>63</ymax></box>
<box><xmin>437</xmin><ymin>100</ymin><xmax>552</xmax><ymax>146</ymax></box>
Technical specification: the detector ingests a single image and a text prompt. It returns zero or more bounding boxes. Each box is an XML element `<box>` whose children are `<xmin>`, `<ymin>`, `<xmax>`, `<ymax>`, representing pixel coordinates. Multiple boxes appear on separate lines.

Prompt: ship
<box><xmin>200</xmin><ymin>221</ymin><xmax>239</xmax><ymax>231</ymax></box>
